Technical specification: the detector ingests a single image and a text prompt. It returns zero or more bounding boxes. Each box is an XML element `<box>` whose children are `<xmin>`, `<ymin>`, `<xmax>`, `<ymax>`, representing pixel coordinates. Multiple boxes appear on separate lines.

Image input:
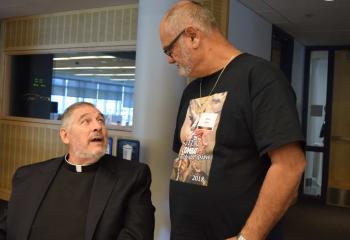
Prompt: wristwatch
<box><xmin>237</xmin><ymin>233</ymin><xmax>247</xmax><ymax>240</ymax></box>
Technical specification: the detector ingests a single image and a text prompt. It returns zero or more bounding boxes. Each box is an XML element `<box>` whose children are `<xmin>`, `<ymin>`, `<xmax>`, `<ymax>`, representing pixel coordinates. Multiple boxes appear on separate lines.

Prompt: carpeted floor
<box><xmin>284</xmin><ymin>200</ymin><xmax>350</xmax><ymax>240</ymax></box>
<box><xmin>0</xmin><ymin>198</ymin><xmax>349</xmax><ymax>239</ymax></box>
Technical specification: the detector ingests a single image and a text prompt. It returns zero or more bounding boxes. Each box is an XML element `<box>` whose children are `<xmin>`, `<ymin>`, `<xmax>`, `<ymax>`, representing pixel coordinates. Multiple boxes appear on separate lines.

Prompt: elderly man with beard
<box><xmin>160</xmin><ymin>1</ymin><xmax>306</xmax><ymax>240</ymax></box>
<box><xmin>0</xmin><ymin>102</ymin><xmax>155</xmax><ymax>240</ymax></box>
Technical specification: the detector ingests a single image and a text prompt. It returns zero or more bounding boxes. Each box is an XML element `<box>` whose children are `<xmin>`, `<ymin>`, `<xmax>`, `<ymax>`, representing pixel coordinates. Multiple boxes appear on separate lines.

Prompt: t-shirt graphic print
<box><xmin>171</xmin><ymin>92</ymin><xmax>227</xmax><ymax>186</ymax></box>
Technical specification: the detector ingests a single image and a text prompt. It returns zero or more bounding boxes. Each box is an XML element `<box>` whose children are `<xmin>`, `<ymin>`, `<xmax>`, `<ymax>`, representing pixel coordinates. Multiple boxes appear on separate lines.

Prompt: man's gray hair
<box><xmin>164</xmin><ymin>1</ymin><xmax>218</xmax><ymax>34</ymax></box>
<box><xmin>61</xmin><ymin>102</ymin><xmax>96</xmax><ymax>129</ymax></box>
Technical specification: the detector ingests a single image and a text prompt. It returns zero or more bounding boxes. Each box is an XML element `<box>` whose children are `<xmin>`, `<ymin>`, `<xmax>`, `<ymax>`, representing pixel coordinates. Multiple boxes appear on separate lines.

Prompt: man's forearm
<box><xmin>239</xmin><ymin>143</ymin><xmax>305</xmax><ymax>240</ymax></box>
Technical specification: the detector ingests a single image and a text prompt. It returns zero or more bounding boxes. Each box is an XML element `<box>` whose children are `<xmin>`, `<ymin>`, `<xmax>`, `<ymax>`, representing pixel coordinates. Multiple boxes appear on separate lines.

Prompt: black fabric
<box><xmin>29</xmin><ymin>162</ymin><xmax>97</xmax><ymax>240</ymax></box>
<box><xmin>171</xmin><ymin>53</ymin><xmax>304</xmax><ymax>240</ymax></box>
<box><xmin>1</xmin><ymin>155</ymin><xmax>155</xmax><ymax>240</ymax></box>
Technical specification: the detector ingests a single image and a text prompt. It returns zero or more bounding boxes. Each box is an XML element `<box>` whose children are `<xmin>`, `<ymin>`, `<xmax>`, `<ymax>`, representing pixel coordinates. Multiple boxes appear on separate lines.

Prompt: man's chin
<box><xmin>74</xmin><ymin>151</ymin><xmax>105</xmax><ymax>164</ymax></box>
<box><xmin>178</xmin><ymin>66</ymin><xmax>190</xmax><ymax>77</ymax></box>
<box><xmin>92</xmin><ymin>149</ymin><xmax>106</xmax><ymax>160</ymax></box>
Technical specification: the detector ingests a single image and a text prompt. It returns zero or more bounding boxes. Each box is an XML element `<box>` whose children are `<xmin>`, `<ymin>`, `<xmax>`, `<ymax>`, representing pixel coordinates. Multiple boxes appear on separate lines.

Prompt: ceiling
<box><xmin>0</xmin><ymin>0</ymin><xmax>349</xmax><ymax>46</ymax></box>
<box><xmin>238</xmin><ymin>0</ymin><xmax>350</xmax><ymax>46</ymax></box>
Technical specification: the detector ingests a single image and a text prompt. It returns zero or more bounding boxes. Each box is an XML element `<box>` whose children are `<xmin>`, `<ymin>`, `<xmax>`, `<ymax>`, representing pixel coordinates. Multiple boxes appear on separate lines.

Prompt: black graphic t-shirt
<box><xmin>170</xmin><ymin>53</ymin><xmax>304</xmax><ymax>240</ymax></box>
<box><xmin>171</xmin><ymin>92</ymin><xmax>227</xmax><ymax>186</ymax></box>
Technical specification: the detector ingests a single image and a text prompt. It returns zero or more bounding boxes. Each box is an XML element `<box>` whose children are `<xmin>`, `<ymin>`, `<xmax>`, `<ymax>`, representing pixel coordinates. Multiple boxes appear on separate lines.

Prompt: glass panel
<box><xmin>52</xmin><ymin>52</ymin><xmax>135</xmax><ymax>126</ymax></box>
<box><xmin>303</xmin><ymin>151</ymin><xmax>323</xmax><ymax>196</ymax></box>
<box><xmin>9</xmin><ymin>51</ymin><xmax>135</xmax><ymax>127</ymax></box>
<box><xmin>306</xmin><ymin>51</ymin><xmax>328</xmax><ymax>147</ymax></box>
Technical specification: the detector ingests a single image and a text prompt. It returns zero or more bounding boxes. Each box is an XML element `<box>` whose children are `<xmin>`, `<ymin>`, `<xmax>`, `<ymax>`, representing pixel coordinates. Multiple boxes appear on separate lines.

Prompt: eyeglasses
<box><xmin>163</xmin><ymin>29</ymin><xmax>186</xmax><ymax>57</ymax></box>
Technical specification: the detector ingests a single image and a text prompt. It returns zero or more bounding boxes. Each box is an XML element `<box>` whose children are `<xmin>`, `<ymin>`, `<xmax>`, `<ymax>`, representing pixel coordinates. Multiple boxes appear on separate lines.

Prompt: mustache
<box><xmin>88</xmin><ymin>134</ymin><xmax>106</xmax><ymax>142</ymax></box>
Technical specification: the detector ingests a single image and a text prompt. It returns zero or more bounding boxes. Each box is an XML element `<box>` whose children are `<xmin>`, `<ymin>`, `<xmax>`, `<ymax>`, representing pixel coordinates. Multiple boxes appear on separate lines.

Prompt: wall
<box><xmin>228</xmin><ymin>0</ymin><xmax>272</xmax><ymax>60</ymax></box>
<box><xmin>0</xmin><ymin>120</ymin><xmax>65</xmax><ymax>198</ymax></box>
<box><xmin>0</xmin><ymin>5</ymin><xmax>138</xmax><ymax>200</ymax></box>
<box><xmin>2</xmin><ymin>6</ymin><xmax>138</xmax><ymax>51</ymax></box>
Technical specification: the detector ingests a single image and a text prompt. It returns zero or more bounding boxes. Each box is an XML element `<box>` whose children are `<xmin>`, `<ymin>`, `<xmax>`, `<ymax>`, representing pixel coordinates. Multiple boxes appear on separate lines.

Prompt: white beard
<box><xmin>178</xmin><ymin>41</ymin><xmax>193</xmax><ymax>77</ymax></box>
<box><xmin>71</xmin><ymin>144</ymin><xmax>105</xmax><ymax>165</ymax></box>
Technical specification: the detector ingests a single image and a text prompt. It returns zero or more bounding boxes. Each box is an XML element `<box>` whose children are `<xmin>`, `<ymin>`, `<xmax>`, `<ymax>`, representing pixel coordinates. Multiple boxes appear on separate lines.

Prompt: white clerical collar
<box><xmin>64</xmin><ymin>154</ymin><xmax>99</xmax><ymax>173</ymax></box>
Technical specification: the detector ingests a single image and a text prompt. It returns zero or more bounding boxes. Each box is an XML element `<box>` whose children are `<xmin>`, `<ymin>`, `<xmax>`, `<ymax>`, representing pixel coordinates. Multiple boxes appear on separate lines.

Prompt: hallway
<box><xmin>284</xmin><ymin>200</ymin><xmax>350</xmax><ymax>240</ymax></box>
<box><xmin>1</xmin><ymin>199</ymin><xmax>350</xmax><ymax>239</ymax></box>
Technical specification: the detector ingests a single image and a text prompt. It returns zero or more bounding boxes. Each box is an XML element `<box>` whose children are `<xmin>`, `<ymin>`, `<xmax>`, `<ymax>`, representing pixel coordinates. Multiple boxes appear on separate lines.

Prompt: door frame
<box><xmin>301</xmin><ymin>45</ymin><xmax>350</xmax><ymax>203</ymax></box>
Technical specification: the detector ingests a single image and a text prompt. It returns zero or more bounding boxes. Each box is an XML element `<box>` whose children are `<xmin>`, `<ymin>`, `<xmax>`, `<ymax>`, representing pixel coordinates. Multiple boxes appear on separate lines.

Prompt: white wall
<box><xmin>291</xmin><ymin>40</ymin><xmax>306</xmax><ymax>120</ymax></box>
<box><xmin>228</xmin><ymin>0</ymin><xmax>272</xmax><ymax>60</ymax></box>
<box><xmin>134</xmin><ymin>1</ymin><xmax>184</xmax><ymax>239</ymax></box>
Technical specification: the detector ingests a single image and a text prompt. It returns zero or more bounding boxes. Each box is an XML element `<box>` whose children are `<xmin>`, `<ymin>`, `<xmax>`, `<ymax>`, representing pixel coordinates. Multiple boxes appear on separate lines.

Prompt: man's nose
<box><xmin>92</xmin><ymin>120</ymin><xmax>103</xmax><ymax>131</ymax></box>
<box><xmin>167</xmin><ymin>55</ymin><xmax>175</xmax><ymax>64</ymax></box>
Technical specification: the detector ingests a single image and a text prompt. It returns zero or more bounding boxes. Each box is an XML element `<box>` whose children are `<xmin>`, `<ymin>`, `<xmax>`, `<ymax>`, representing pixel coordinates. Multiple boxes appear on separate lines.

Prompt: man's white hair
<box><xmin>164</xmin><ymin>0</ymin><xmax>218</xmax><ymax>34</ymax></box>
<box><xmin>61</xmin><ymin>102</ymin><xmax>97</xmax><ymax>129</ymax></box>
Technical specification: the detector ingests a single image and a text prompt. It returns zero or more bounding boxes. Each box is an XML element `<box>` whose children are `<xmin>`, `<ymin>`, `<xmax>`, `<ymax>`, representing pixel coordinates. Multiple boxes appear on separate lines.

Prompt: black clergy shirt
<box><xmin>28</xmin><ymin>160</ymin><xmax>98</xmax><ymax>240</ymax></box>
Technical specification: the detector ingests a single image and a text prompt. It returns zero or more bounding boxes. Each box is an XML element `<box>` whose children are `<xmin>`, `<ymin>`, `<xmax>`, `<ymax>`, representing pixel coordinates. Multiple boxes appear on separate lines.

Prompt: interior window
<box><xmin>9</xmin><ymin>51</ymin><xmax>135</xmax><ymax>127</ymax></box>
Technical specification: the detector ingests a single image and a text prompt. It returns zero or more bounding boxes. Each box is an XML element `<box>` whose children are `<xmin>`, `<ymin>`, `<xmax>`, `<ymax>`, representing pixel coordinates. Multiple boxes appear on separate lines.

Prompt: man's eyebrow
<box><xmin>78</xmin><ymin>113</ymin><xmax>90</xmax><ymax>121</ymax></box>
<box><xmin>78</xmin><ymin>112</ymin><xmax>105</xmax><ymax>121</ymax></box>
<box><xmin>99</xmin><ymin>113</ymin><xmax>105</xmax><ymax>120</ymax></box>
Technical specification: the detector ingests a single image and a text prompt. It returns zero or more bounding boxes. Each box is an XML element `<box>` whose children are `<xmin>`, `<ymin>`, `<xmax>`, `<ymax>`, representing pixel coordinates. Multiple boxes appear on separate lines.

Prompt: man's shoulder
<box><xmin>101</xmin><ymin>154</ymin><xmax>150</xmax><ymax>173</ymax></box>
<box><xmin>235</xmin><ymin>53</ymin><xmax>287</xmax><ymax>87</ymax></box>
<box><xmin>14</xmin><ymin>157</ymin><xmax>63</xmax><ymax>178</ymax></box>
<box><xmin>234</xmin><ymin>53</ymin><xmax>273</xmax><ymax>70</ymax></box>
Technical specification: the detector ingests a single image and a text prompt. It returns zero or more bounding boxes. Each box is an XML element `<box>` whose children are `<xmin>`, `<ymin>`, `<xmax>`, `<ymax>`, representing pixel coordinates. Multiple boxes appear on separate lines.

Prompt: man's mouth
<box><xmin>89</xmin><ymin>136</ymin><xmax>104</xmax><ymax>143</ymax></box>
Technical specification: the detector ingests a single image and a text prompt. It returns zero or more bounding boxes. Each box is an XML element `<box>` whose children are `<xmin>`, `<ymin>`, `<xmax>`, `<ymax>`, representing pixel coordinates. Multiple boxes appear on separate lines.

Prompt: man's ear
<box><xmin>185</xmin><ymin>26</ymin><xmax>200</xmax><ymax>48</ymax></box>
<box><xmin>60</xmin><ymin>128</ymin><xmax>69</xmax><ymax>144</ymax></box>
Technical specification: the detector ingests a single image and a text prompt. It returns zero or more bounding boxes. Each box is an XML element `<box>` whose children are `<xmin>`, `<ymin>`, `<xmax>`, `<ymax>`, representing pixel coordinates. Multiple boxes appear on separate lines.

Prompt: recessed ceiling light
<box><xmin>110</xmin><ymin>79</ymin><xmax>135</xmax><ymax>81</ymax></box>
<box><xmin>53</xmin><ymin>56</ymin><xmax>116</xmax><ymax>61</ymax></box>
<box><xmin>75</xmin><ymin>73</ymin><xmax>135</xmax><ymax>76</ymax></box>
<box><xmin>324</xmin><ymin>0</ymin><xmax>334</xmax><ymax>2</ymax></box>
<box><xmin>53</xmin><ymin>66</ymin><xmax>135</xmax><ymax>70</ymax></box>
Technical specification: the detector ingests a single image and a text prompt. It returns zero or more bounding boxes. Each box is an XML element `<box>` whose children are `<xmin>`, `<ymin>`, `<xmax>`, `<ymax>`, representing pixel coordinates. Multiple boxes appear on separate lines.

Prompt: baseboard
<box><xmin>327</xmin><ymin>187</ymin><xmax>350</xmax><ymax>208</ymax></box>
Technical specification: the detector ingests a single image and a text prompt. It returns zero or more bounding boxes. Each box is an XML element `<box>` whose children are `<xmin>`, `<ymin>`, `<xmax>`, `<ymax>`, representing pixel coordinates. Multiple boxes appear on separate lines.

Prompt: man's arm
<box><xmin>228</xmin><ymin>142</ymin><xmax>306</xmax><ymax>240</ymax></box>
<box><xmin>117</xmin><ymin>164</ymin><xmax>155</xmax><ymax>240</ymax></box>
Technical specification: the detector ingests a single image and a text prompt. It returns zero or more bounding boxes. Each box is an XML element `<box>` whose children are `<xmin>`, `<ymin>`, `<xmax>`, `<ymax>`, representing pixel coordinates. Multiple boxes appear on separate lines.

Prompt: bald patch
<box><xmin>161</xmin><ymin>0</ymin><xmax>217</xmax><ymax>35</ymax></box>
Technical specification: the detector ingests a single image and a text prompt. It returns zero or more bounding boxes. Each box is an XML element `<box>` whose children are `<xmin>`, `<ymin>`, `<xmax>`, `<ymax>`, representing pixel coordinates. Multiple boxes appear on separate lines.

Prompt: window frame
<box><xmin>0</xmin><ymin>47</ymin><xmax>136</xmax><ymax>132</ymax></box>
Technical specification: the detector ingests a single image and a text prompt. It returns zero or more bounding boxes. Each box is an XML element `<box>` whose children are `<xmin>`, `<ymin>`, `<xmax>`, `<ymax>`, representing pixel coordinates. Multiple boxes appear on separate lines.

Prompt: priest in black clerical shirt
<box><xmin>0</xmin><ymin>102</ymin><xmax>155</xmax><ymax>240</ymax></box>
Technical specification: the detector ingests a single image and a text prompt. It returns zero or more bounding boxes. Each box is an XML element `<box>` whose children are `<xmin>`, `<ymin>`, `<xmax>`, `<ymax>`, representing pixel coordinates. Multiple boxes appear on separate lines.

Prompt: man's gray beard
<box><xmin>178</xmin><ymin>65</ymin><xmax>191</xmax><ymax>77</ymax></box>
<box><xmin>178</xmin><ymin>41</ymin><xmax>193</xmax><ymax>77</ymax></box>
<box><xmin>73</xmin><ymin>148</ymin><xmax>105</xmax><ymax>165</ymax></box>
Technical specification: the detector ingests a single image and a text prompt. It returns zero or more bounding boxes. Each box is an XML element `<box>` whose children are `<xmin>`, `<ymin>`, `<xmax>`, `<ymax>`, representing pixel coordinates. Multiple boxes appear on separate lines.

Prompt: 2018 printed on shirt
<box><xmin>171</xmin><ymin>92</ymin><xmax>227</xmax><ymax>186</ymax></box>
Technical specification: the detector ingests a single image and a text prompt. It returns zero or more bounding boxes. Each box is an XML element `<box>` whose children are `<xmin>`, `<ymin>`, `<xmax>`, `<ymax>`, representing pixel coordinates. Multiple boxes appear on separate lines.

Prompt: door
<box><xmin>327</xmin><ymin>50</ymin><xmax>350</xmax><ymax>207</ymax></box>
<box><xmin>302</xmin><ymin>50</ymin><xmax>329</xmax><ymax>199</ymax></box>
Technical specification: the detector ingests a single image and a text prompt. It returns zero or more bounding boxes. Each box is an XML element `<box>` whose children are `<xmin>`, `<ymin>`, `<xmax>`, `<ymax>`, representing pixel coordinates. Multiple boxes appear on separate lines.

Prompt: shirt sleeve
<box><xmin>249</xmin><ymin>62</ymin><xmax>304</xmax><ymax>156</ymax></box>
